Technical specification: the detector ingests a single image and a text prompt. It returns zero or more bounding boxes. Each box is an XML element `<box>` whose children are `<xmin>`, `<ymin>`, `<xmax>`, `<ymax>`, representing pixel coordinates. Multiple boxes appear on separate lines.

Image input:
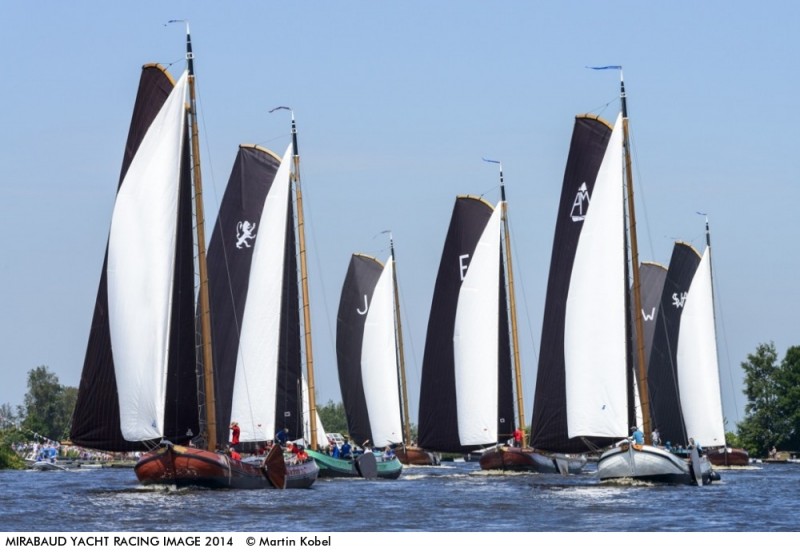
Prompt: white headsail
<box><xmin>361</xmin><ymin>256</ymin><xmax>404</xmax><ymax>447</ymax></box>
<box><xmin>107</xmin><ymin>71</ymin><xmax>189</xmax><ymax>442</ymax></box>
<box><xmin>565</xmin><ymin>112</ymin><xmax>629</xmax><ymax>440</ymax></box>
<box><xmin>677</xmin><ymin>247</ymin><xmax>726</xmax><ymax>447</ymax></box>
<box><xmin>230</xmin><ymin>143</ymin><xmax>294</xmax><ymax>442</ymax></box>
<box><xmin>453</xmin><ymin>203</ymin><xmax>503</xmax><ymax>445</ymax></box>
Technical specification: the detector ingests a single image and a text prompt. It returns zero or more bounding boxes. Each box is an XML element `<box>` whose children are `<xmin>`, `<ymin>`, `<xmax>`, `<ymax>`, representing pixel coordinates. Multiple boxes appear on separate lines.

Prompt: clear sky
<box><xmin>1</xmin><ymin>1</ymin><xmax>797</xmax><ymax>434</ymax></box>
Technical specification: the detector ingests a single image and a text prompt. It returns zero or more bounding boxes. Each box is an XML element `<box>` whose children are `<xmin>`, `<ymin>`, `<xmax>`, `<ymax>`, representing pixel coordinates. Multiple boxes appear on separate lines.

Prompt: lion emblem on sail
<box><xmin>236</xmin><ymin>221</ymin><xmax>257</xmax><ymax>249</ymax></box>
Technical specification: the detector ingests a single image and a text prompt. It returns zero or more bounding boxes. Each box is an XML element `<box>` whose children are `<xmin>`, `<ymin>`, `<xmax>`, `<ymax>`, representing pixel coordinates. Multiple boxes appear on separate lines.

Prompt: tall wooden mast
<box><xmin>485</xmin><ymin>159</ymin><xmax>526</xmax><ymax>447</ymax></box>
<box><xmin>172</xmin><ymin>20</ymin><xmax>217</xmax><ymax>452</ymax></box>
<box><xmin>388</xmin><ymin>234</ymin><xmax>412</xmax><ymax>445</ymax></box>
<box><xmin>289</xmin><ymin>112</ymin><xmax>319</xmax><ymax>450</ymax></box>
<box><xmin>619</xmin><ymin>69</ymin><xmax>652</xmax><ymax>444</ymax></box>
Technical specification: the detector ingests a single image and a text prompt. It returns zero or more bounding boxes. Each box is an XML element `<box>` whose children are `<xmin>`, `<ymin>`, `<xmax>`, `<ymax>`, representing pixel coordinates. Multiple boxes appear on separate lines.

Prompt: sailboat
<box><xmin>649</xmin><ymin>229</ymin><xmax>748</xmax><ymax>467</ymax></box>
<box><xmin>70</xmin><ymin>29</ymin><xmax>286</xmax><ymax>489</ymax></box>
<box><xmin>202</xmin><ymin>139</ymin><xmax>320</xmax><ymax>489</ymax></box>
<box><xmin>463</xmin><ymin>161</ymin><xmax>583</xmax><ymax>474</ymax></box>
<box><xmin>561</xmin><ymin>69</ymin><xmax>714</xmax><ymax>484</ymax></box>
<box><xmin>417</xmin><ymin>195</ymin><xmax>516</xmax><ymax>457</ymax></box>
<box><xmin>305</xmin><ymin>243</ymin><xmax>410</xmax><ymax>478</ymax></box>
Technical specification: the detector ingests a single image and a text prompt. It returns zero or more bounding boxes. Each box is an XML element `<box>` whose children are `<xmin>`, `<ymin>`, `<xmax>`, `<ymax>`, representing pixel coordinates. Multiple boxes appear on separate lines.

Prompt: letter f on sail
<box><xmin>570</xmin><ymin>182</ymin><xmax>590</xmax><ymax>222</ymax></box>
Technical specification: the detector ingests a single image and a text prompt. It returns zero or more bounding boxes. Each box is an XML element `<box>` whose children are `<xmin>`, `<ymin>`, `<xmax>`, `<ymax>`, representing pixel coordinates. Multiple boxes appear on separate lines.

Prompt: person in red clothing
<box><xmin>229</xmin><ymin>422</ymin><xmax>240</xmax><ymax>447</ymax></box>
<box><xmin>513</xmin><ymin>427</ymin><xmax>523</xmax><ymax>448</ymax></box>
<box><xmin>226</xmin><ymin>445</ymin><xmax>241</xmax><ymax>461</ymax></box>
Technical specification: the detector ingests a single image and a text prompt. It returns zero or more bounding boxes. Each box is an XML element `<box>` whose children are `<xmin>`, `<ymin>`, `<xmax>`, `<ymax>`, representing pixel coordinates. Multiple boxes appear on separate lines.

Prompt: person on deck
<box><xmin>229</xmin><ymin>422</ymin><xmax>240</xmax><ymax>448</ymax></box>
<box><xmin>651</xmin><ymin>428</ymin><xmax>661</xmax><ymax>447</ymax></box>
<box><xmin>226</xmin><ymin>446</ymin><xmax>241</xmax><ymax>462</ymax></box>
<box><xmin>341</xmin><ymin>440</ymin><xmax>352</xmax><ymax>459</ymax></box>
<box><xmin>630</xmin><ymin>426</ymin><xmax>644</xmax><ymax>445</ymax></box>
<box><xmin>276</xmin><ymin>427</ymin><xmax>289</xmax><ymax>446</ymax></box>
<box><xmin>513</xmin><ymin>427</ymin><xmax>523</xmax><ymax>448</ymax></box>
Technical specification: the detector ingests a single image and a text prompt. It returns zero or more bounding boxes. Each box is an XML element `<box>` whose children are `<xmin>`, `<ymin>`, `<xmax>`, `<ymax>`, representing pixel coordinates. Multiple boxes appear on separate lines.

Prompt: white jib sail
<box><xmin>565</xmin><ymin>112</ymin><xmax>629</xmax><ymax>440</ymax></box>
<box><xmin>453</xmin><ymin>203</ymin><xmax>502</xmax><ymax>446</ymax></box>
<box><xmin>230</xmin><ymin>143</ymin><xmax>294</xmax><ymax>442</ymax></box>
<box><xmin>361</xmin><ymin>256</ymin><xmax>403</xmax><ymax>447</ymax></box>
<box><xmin>302</xmin><ymin>374</ymin><xmax>326</xmax><ymax>444</ymax></box>
<box><xmin>677</xmin><ymin>247</ymin><xmax>726</xmax><ymax>447</ymax></box>
<box><xmin>107</xmin><ymin>71</ymin><xmax>188</xmax><ymax>442</ymax></box>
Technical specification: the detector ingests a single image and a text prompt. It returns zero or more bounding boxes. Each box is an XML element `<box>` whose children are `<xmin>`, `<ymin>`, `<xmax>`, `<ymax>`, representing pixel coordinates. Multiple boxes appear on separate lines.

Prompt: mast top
<box><xmin>482</xmin><ymin>157</ymin><xmax>505</xmax><ymax>201</ymax></box>
<box><xmin>269</xmin><ymin>106</ymin><xmax>298</xmax><ymax>155</ymax></box>
<box><xmin>167</xmin><ymin>20</ymin><xmax>194</xmax><ymax>75</ymax></box>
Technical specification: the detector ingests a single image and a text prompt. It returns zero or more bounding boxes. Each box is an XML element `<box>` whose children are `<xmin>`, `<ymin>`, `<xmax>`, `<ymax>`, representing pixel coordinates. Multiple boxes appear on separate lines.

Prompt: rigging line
<box><xmin>506</xmin><ymin>214</ymin><xmax>539</xmax><ymax>367</ymax></box>
<box><xmin>626</xmin><ymin>124</ymin><xmax>656</xmax><ymax>262</ymax></box>
<box><xmin>194</xmin><ymin>73</ymin><xmax>261</xmax><ymax>437</ymax></box>
<box><xmin>699</xmin><ymin>219</ymin><xmax>741</xmax><ymax>426</ymax></box>
<box><xmin>299</xmin><ymin>172</ymin><xmax>337</xmax><ymax>386</ymax></box>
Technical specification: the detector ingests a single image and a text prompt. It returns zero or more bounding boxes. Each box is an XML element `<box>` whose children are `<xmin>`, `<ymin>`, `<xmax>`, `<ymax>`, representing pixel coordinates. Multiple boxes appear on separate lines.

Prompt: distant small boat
<box><xmin>31</xmin><ymin>461</ymin><xmax>67</xmax><ymax>471</ymax></box>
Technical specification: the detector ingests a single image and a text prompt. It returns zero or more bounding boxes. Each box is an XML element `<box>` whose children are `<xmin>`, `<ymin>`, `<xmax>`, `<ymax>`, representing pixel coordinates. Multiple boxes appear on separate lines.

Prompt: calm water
<box><xmin>0</xmin><ymin>461</ymin><xmax>798</xmax><ymax>532</ymax></box>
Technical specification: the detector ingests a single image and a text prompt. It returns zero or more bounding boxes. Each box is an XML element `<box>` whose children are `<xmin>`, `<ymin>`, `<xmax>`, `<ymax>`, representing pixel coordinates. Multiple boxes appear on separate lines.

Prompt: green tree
<box><xmin>737</xmin><ymin>343</ymin><xmax>798</xmax><ymax>456</ymax></box>
<box><xmin>317</xmin><ymin>400</ymin><xmax>348</xmax><ymax>435</ymax></box>
<box><xmin>776</xmin><ymin>346</ymin><xmax>800</xmax><ymax>450</ymax></box>
<box><xmin>21</xmin><ymin>366</ymin><xmax>76</xmax><ymax>442</ymax></box>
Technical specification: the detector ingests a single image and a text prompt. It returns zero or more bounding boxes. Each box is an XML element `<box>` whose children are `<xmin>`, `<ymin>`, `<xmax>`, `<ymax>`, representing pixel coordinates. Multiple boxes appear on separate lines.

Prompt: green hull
<box><xmin>307</xmin><ymin>450</ymin><xmax>402</xmax><ymax>480</ymax></box>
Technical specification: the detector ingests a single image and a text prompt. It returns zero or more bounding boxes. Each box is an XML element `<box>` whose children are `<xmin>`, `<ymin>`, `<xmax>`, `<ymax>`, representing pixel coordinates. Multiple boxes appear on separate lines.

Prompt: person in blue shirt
<box><xmin>340</xmin><ymin>440</ymin><xmax>352</xmax><ymax>459</ymax></box>
<box><xmin>630</xmin><ymin>426</ymin><xmax>644</xmax><ymax>445</ymax></box>
<box><xmin>276</xmin><ymin>427</ymin><xmax>289</xmax><ymax>446</ymax></box>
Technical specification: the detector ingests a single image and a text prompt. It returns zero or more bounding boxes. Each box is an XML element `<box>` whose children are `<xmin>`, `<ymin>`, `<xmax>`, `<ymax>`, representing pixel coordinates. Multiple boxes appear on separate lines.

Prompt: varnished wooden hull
<box><xmin>394</xmin><ymin>446</ymin><xmax>440</xmax><ymax>466</ymax></box>
<box><xmin>134</xmin><ymin>443</ymin><xmax>304</xmax><ymax>489</ymax></box>
<box><xmin>705</xmin><ymin>447</ymin><xmax>750</xmax><ymax>467</ymax></box>
<box><xmin>479</xmin><ymin>446</ymin><xmax>586</xmax><ymax>474</ymax></box>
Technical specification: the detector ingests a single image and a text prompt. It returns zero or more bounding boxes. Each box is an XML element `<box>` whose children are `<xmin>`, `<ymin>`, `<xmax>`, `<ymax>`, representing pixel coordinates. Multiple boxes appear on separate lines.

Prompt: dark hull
<box><xmin>134</xmin><ymin>443</ymin><xmax>307</xmax><ymax>489</ymax></box>
<box><xmin>706</xmin><ymin>447</ymin><xmax>750</xmax><ymax>467</ymax></box>
<box><xmin>394</xmin><ymin>446</ymin><xmax>440</xmax><ymax>466</ymax></box>
<box><xmin>479</xmin><ymin>447</ymin><xmax>586</xmax><ymax>474</ymax></box>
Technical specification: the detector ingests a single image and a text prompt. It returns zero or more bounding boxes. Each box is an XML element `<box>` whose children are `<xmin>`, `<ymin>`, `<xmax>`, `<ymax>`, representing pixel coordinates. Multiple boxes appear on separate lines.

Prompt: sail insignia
<box><xmin>570</xmin><ymin>182</ymin><xmax>591</xmax><ymax>222</ymax></box>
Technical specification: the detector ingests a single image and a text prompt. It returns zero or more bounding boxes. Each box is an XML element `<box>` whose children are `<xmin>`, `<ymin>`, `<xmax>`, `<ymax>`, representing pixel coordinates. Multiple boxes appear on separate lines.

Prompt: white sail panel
<box><xmin>565</xmin><ymin>112</ymin><xmax>629</xmax><ymax>439</ymax></box>
<box><xmin>677</xmin><ymin>247</ymin><xmax>726</xmax><ymax>447</ymax></box>
<box><xmin>107</xmin><ymin>71</ymin><xmax>188</xmax><ymax>442</ymax></box>
<box><xmin>453</xmin><ymin>204</ymin><xmax>502</xmax><ymax>446</ymax></box>
<box><xmin>230</xmin><ymin>143</ymin><xmax>293</xmax><ymax>442</ymax></box>
<box><xmin>361</xmin><ymin>257</ymin><xmax>403</xmax><ymax>447</ymax></box>
<box><xmin>302</xmin><ymin>374</ymin><xmax>326</xmax><ymax>445</ymax></box>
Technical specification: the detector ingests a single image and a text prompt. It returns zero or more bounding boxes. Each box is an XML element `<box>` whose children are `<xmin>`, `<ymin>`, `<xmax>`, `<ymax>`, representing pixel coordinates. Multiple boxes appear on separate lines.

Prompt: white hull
<box><xmin>598</xmin><ymin>442</ymin><xmax>714</xmax><ymax>485</ymax></box>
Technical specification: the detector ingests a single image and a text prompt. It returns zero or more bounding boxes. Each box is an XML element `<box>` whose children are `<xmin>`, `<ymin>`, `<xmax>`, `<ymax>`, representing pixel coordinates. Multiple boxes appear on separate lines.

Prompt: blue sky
<box><xmin>1</xmin><ymin>1</ymin><xmax>798</xmax><ymax>433</ymax></box>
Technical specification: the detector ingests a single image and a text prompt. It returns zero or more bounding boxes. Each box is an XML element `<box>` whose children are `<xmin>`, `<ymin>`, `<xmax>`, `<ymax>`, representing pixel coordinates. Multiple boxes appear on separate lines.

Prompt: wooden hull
<box><xmin>705</xmin><ymin>447</ymin><xmax>750</xmax><ymax>467</ymax></box>
<box><xmin>134</xmin><ymin>443</ymin><xmax>295</xmax><ymax>490</ymax></box>
<box><xmin>479</xmin><ymin>446</ymin><xmax>586</xmax><ymax>474</ymax></box>
<box><xmin>598</xmin><ymin>442</ymin><xmax>718</xmax><ymax>485</ymax></box>
<box><xmin>307</xmin><ymin>450</ymin><xmax>402</xmax><ymax>479</ymax></box>
<box><xmin>243</xmin><ymin>456</ymin><xmax>319</xmax><ymax>489</ymax></box>
<box><xmin>394</xmin><ymin>446</ymin><xmax>440</xmax><ymax>466</ymax></box>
